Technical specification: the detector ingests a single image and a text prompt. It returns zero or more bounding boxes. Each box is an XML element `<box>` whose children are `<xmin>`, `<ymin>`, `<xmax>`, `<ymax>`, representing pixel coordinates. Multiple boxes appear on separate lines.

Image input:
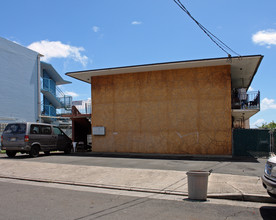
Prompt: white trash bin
<box><xmin>186</xmin><ymin>170</ymin><xmax>210</xmax><ymax>201</ymax></box>
<box><xmin>73</xmin><ymin>142</ymin><xmax>77</xmax><ymax>152</ymax></box>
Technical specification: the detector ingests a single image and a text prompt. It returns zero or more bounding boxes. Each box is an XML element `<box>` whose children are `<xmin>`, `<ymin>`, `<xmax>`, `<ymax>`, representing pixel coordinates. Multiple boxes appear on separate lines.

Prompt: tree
<box><xmin>258</xmin><ymin>121</ymin><xmax>276</xmax><ymax>130</ymax></box>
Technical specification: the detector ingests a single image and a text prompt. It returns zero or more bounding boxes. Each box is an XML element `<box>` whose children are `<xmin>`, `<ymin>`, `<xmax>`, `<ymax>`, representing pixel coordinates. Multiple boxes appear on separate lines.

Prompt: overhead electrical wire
<box><xmin>173</xmin><ymin>0</ymin><xmax>241</xmax><ymax>57</ymax></box>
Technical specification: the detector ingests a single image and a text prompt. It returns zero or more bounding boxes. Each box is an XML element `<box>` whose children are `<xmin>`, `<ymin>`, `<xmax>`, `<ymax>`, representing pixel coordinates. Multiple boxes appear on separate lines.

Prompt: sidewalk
<box><xmin>0</xmin><ymin>159</ymin><xmax>274</xmax><ymax>203</ymax></box>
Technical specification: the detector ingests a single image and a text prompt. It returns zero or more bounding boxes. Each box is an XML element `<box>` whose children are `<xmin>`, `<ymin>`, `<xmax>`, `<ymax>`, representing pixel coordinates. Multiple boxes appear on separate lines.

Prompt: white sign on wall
<box><xmin>92</xmin><ymin>126</ymin><xmax>105</xmax><ymax>136</ymax></box>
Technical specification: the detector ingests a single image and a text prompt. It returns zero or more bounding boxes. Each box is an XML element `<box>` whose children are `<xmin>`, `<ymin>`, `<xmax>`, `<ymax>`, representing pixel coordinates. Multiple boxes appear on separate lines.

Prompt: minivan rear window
<box><xmin>3</xmin><ymin>124</ymin><xmax>26</xmax><ymax>134</ymax></box>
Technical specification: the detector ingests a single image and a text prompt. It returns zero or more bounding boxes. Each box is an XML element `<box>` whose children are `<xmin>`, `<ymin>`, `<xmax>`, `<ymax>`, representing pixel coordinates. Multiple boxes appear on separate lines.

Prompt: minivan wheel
<box><xmin>64</xmin><ymin>144</ymin><xmax>72</xmax><ymax>154</ymax></box>
<box><xmin>6</xmin><ymin>151</ymin><xmax>17</xmax><ymax>158</ymax></box>
<box><xmin>29</xmin><ymin>146</ymin><xmax>40</xmax><ymax>158</ymax></box>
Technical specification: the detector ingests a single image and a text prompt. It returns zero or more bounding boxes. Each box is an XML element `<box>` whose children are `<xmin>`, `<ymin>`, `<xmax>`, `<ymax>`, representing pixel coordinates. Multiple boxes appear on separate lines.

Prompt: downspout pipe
<box><xmin>37</xmin><ymin>54</ymin><xmax>43</xmax><ymax>122</ymax></box>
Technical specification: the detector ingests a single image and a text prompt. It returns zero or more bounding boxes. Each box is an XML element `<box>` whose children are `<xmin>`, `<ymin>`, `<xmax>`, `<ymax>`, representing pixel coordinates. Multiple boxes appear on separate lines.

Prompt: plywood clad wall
<box><xmin>91</xmin><ymin>65</ymin><xmax>232</xmax><ymax>155</ymax></box>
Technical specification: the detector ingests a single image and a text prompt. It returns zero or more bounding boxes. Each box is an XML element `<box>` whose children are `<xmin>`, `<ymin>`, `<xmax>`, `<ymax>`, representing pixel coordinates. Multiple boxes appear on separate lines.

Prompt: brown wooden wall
<box><xmin>91</xmin><ymin>65</ymin><xmax>232</xmax><ymax>155</ymax></box>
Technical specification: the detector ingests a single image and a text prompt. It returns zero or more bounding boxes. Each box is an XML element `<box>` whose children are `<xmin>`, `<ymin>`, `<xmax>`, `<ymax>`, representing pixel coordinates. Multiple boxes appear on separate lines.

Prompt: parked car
<box><xmin>0</xmin><ymin>122</ymin><xmax>72</xmax><ymax>158</ymax></box>
<box><xmin>262</xmin><ymin>155</ymin><xmax>276</xmax><ymax>199</ymax></box>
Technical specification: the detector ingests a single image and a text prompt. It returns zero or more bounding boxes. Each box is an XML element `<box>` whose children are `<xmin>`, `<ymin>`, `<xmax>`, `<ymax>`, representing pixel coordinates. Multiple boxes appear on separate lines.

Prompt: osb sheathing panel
<box><xmin>91</xmin><ymin>65</ymin><xmax>232</xmax><ymax>155</ymax></box>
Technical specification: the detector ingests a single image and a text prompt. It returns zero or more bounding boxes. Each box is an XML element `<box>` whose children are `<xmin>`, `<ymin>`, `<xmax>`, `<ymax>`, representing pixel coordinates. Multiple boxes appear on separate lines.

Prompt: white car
<box><xmin>262</xmin><ymin>155</ymin><xmax>276</xmax><ymax>199</ymax></box>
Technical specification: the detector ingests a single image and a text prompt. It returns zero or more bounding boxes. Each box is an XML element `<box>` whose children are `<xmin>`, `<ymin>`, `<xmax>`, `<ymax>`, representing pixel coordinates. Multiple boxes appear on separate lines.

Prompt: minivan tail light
<box><xmin>24</xmin><ymin>135</ymin><xmax>29</xmax><ymax>142</ymax></box>
<box><xmin>1</xmin><ymin>135</ymin><xmax>3</xmax><ymax>144</ymax></box>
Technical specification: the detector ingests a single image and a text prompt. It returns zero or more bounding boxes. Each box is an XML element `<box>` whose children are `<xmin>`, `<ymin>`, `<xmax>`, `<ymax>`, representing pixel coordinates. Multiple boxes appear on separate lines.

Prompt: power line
<box><xmin>173</xmin><ymin>0</ymin><xmax>240</xmax><ymax>57</ymax></box>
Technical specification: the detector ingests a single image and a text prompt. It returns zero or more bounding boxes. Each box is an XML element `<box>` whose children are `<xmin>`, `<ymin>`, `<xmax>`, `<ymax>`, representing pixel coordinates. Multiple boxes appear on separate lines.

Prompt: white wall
<box><xmin>0</xmin><ymin>37</ymin><xmax>39</xmax><ymax>123</ymax></box>
<box><xmin>72</xmin><ymin>98</ymin><xmax>91</xmax><ymax>114</ymax></box>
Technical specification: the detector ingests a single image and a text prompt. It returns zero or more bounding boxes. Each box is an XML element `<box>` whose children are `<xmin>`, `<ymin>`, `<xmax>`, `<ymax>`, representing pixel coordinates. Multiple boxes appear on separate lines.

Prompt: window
<box><xmin>0</xmin><ymin>123</ymin><xmax>8</xmax><ymax>133</ymax></box>
<box><xmin>4</xmin><ymin>124</ymin><xmax>26</xmax><ymax>134</ymax></box>
<box><xmin>30</xmin><ymin>125</ymin><xmax>40</xmax><ymax>134</ymax></box>
<box><xmin>53</xmin><ymin>127</ymin><xmax>62</xmax><ymax>135</ymax></box>
<box><xmin>41</xmin><ymin>125</ymin><xmax>51</xmax><ymax>135</ymax></box>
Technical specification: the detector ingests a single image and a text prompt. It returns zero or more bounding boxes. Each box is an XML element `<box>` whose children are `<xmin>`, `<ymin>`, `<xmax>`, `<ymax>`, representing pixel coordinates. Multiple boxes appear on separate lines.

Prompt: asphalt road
<box><xmin>0</xmin><ymin>178</ymin><xmax>275</xmax><ymax>220</ymax></box>
<box><xmin>0</xmin><ymin>152</ymin><xmax>268</xmax><ymax>177</ymax></box>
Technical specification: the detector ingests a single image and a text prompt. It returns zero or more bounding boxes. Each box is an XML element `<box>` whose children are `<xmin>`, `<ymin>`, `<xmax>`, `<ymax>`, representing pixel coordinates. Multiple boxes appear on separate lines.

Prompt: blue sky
<box><xmin>1</xmin><ymin>0</ymin><xmax>276</xmax><ymax>128</ymax></box>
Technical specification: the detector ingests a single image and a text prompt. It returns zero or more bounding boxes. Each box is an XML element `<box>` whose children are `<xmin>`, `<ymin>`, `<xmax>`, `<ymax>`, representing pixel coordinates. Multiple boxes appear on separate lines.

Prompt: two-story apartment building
<box><xmin>67</xmin><ymin>55</ymin><xmax>263</xmax><ymax>156</ymax></box>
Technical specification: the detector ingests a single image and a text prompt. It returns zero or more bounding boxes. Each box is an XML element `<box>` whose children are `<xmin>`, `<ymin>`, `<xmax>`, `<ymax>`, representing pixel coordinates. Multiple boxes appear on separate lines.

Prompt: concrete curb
<box><xmin>0</xmin><ymin>175</ymin><xmax>186</xmax><ymax>195</ymax></box>
<box><xmin>208</xmin><ymin>193</ymin><xmax>276</xmax><ymax>203</ymax></box>
<box><xmin>1</xmin><ymin>175</ymin><xmax>275</xmax><ymax>204</ymax></box>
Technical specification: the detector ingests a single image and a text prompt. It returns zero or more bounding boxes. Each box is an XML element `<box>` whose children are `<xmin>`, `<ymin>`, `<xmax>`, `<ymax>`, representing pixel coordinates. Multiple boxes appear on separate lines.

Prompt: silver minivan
<box><xmin>1</xmin><ymin>122</ymin><xmax>72</xmax><ymax>158</ymax></box>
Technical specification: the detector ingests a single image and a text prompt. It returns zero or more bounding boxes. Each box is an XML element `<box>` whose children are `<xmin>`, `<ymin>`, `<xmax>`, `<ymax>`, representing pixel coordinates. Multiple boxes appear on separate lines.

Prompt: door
<box><xmin>40</xmin><ymin>125</ymin><xmax>55</xmax><ymax>150</ymax></box>
<box><xmin>53</xmin><ymin>127</ymin><xmax>66</xmax><ymax>150</ymax></box>
<box><xmin>29</xmin><ymin>124</ymin><xmax>42</xmax><ymax>149</ymax></box>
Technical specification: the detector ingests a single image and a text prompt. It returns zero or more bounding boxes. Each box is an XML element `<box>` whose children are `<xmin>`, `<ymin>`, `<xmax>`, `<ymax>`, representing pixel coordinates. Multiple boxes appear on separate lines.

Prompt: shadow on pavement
<box><xmin>0</xmin><ymin>152</ymin><xmax>64</xmax><ymax>160</ymax></box>
<box><xmin>260</xmin><ymin>206</ymin><xmax>276</xmax><ymax>220</ymax></box>
<box><xmin>182</xmin><ymin>198</ymin><xmax>209</xmax><ymax>203</ymax></box>
<box><xmin>0</xmin><ymin>151</ymin><xmax>261</xmax><ymax>163</ymax></box>
<box><xmin>58</xmin><ymin>152</ymin><xmax>260</xmax><ymax>163</ymax></box>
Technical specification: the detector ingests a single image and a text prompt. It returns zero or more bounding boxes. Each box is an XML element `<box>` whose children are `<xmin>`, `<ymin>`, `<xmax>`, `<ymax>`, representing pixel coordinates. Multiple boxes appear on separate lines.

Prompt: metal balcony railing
<box><xmin>41</xmin><ymin>78</ymin><xmax>72</xmax><ymax>111</ymax></box>
<box><xmin>56</xmin><ymin>86</ymin><xmax>72</xmax><ymax>110</ymax></box>
<box><xmin>42</xmin><ymin>78</ymin><xmax>56</xmax><ymax>95</ymax></box>
<box><xmin>232</xmin><ymin>90</ymin><xmax>260</xmax><ymax>110</ymax></box>
<box><xmin>57</xmin><ymin>108</ymin><xmax>73</xmax><ymax>115</ymax></box>
<box><xmin>41</xmin><ymin>104</ymin><xmax>56</xmax><ymax>117</ymax></box>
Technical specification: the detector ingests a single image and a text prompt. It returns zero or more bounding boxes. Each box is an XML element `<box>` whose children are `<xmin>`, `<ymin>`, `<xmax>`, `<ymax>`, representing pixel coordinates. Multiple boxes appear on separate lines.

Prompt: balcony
<box><xmin>41</xmin><ymin>104</ymin><xmax>56</xmax><ymax>117</ymax></box>
<box><xmin>232</xmin><ymin>91</ymin><xmax>260</xmax><ymax>110</ymax></box>
<box><xmin>232</xmin><ymin>90</ymin><xmax>260</xmax><ymax>127</ymax></box>
<box><xmin>40</xmin><ymin>103</ymin><xmax>72</xmax><ymax>123</ymax></box>
<box><xmin>41</xmin><ymin>78</ymin><xmax>72</xmax><ymax>110</ymax></box>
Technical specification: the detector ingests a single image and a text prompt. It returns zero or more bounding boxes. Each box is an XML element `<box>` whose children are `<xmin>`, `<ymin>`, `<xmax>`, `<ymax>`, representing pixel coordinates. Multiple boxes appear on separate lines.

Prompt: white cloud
<box><xmin>248</xmin><ymin>86</ymin><xmax>254</xmax><ymax>92</ymax></box>
<box><xmin>131</xmin><ymin>21</ymin><xmax>142</xmax><ymax>25</ymax></box>
<box><xmin>252</xmin><ymin>29</ymin><xmax>276</xmax><ymax>46</ymax></box>
<box><xmin>92</xmin><ymin>26</ymin><xmax>99</xmax><ymax>33</ymax></box>
<box><xmin>64</xmin><ymin>91</ymin><xmax>79</xmax><ymax>97</ymax></box>
<box><xmin>28</xmin><ymin>40</ymin><xmax>88</xmax><ymax>66</ymax></box>
<box><xmin>251</xmin><ymin>119</ymin><xmax>266</xmax><ymax>128</ymax></box>
<box><xmin>261</xmin><ymin>98</ymin><xmax>276</xmax><ymax>110</ymax></box>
